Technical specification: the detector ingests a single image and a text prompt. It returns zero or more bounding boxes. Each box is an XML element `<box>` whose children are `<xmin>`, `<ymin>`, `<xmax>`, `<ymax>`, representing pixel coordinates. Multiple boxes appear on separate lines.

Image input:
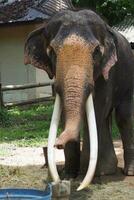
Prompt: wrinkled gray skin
<box><xmin>24</xmin><ymin>9</ymin><xmax>134</xmax><ymax>178</ymax></box>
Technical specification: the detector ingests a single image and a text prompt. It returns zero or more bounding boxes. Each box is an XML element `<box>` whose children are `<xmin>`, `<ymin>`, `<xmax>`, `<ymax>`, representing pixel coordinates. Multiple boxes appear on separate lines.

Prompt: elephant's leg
<box><xmin>115</xmin><ymin>99</ymin><xmax>134</xmax><ymax>175</ymax></box>
<box><xmin>95</xmin><ymin>114</ymin><xmax>118</xmax><ymax>176</ymax></box>
<box><xmin>93</xmin><ymin>88</ymin><xmax>118</xmax><ymax>175</ymax></box>
<box><xmin>80</xmin><ymin>111</ymin><xmax>118</xmax><ymax>176</ymax></box>
<box><xmin>64</xmin><ymin>140</ymin><xmax>80</xmax><ymax>178</ymax></box>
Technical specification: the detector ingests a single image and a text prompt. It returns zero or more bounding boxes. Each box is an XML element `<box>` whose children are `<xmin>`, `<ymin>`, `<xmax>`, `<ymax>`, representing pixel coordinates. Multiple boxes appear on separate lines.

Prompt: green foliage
<box><xmin>72</xmin><ymin>0</ymin><xmax>134</xmax><ymax>25</ymax></box>
<box><xmin>0</xmin><ymin>104</ymin><xmax>54</xmax><ymax>147</ymax></box>
<box><xmin>99</xmin><ymin>0</ymin><xmax>134</xmax><ymax>25</ymax></box>
<box><xmin>0</xmin><ymin>104</ymin><xmax>120</xmax><ymax>147</ymax></box>
<box><xmin>72</xmin><ymin>0</ymin><xmax>97</xmax><ymax>8</ymax></box>
<box><xmin>112</xmin><ymin>118</ymin><xmax>120</xmax><ymax>139</ymax></box>
<box><xmin>0</xmin><ymin>108</ymin><xmax>11</xmax><ymax>127</ymax></box>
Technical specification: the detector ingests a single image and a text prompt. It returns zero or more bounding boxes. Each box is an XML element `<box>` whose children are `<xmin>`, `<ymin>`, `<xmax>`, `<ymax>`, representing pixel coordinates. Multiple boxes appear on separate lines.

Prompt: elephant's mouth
<box><xmin>47</xmin><ymin>93</ymin><xmax>98</xmax><ymax>191</ymax></box>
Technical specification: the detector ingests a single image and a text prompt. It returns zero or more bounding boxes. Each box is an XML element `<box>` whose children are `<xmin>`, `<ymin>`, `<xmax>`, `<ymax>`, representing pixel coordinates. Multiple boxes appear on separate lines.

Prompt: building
<box><xmin>1</xmin><ymin>1</ymin><xmax>133</xmax><ymax>103</ymax></box>
<box><xmin>0</xmin><ymin>0</ymin><xmax>73</xmax><ymax>103</ymax></box>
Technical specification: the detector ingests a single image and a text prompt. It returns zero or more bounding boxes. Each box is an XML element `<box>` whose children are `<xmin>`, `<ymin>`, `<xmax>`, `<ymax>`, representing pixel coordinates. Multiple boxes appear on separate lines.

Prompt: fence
<box><xmin>0</xmin><ymin>81</ymin><xmax>54</xmax><ymax>108</ymax></box>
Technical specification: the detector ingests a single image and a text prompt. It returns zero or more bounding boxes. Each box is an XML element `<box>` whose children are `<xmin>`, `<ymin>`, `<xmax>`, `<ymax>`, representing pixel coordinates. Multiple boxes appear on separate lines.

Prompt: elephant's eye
<box><xmin>93</xmin><ymin>45</ymin><xmax>103</xmax><ymax>62</ymax></box>
<box><xmin>47</xmin><ymin>46</ymin><xmax>56</xmax><ymax>60</ymax></box>
<box><xmin>47</xmin><ymin>46</ymin><xmax>52</xmax><ymax>57</ymax></box>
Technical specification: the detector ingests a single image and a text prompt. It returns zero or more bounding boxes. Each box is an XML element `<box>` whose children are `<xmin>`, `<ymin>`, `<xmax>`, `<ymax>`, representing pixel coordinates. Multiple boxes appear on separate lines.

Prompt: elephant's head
<box><xmin>24</xmin><ymin>9</ymin><xmax>117</xmax><ymax>190</ymax></box>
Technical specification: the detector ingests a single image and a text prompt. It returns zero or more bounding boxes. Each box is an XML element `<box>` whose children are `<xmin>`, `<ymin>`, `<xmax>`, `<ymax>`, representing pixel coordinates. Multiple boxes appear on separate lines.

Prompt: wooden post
<box><xmin>0</xmin><ymin>83</ymin><xmax>4</xmax><ymax>108</ymax></box>
<box><xmin>52</xmin><ymin>181</ymin><xmax>71</xmax><ymax>200</ymax></box>
<box><xmin>42</xmin><ymin>146</ymin><xmax>48</xmax><ymax>167</ymax></box>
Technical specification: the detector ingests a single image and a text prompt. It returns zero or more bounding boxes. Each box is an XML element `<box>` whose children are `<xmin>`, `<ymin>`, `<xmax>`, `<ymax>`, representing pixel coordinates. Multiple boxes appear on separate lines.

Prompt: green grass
<box><xmin>112</xmin><ymin>118</ymin><xmax>120</xmax><ymax>139</ymax></box>
<box><xmin>0</xmin><ymin>104</ymin><xmax>120</xmax><ymax>147</ymax></box>
<box><xmin>0</xmin><ymin>104</ymin><xmax>54</xmax><ymax>147</ymax></box>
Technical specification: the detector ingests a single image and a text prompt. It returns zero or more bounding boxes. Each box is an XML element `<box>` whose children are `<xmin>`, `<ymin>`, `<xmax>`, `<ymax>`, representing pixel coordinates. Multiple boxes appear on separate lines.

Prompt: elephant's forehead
<box><xmin>57</xmin><ymin>34</ymin><xmax>93</xmax><ymax>68</ymax></box>
<box><xmin>58</xmin><ymin>34</ymin><xmax>89</xmax><ymax>57</ymax></box>
<box><xmin>59</xmin><ymin>34</ymin><xmax>94</xmax><ymax>54</ymax></box>
<box><xmin>63</xmin><ymin>34</ymin><xmax>87</xmax><ymax>46</ymax></box>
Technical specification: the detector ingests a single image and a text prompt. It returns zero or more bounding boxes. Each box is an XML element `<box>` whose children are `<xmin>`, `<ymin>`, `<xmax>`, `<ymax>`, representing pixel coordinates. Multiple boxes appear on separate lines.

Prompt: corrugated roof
<box><xmin>0</xmin><ymin>0</ymin><xmax>73</xmax><ymax>24</ymax></box>
<box><xmin>37</xmin><ymin>0</ymin><xmax>71</xmax><ymax>15</ymax></box>
<box><xmin>113</xmin><ymin>15</ymin><xmax>134</xmax><ymax>42</ymax></box>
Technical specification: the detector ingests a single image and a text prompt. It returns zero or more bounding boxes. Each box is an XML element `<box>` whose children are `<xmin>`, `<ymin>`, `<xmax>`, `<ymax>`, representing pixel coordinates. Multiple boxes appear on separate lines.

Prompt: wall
<box><xmin>36</xmin><ymin>68</ymin><xmax>52</xmax><ymax>98</ymax></box>
<box><xmin>0</xmin><ymin>23</ymin><xmax>52</xmax><ymax>103</ymax></box>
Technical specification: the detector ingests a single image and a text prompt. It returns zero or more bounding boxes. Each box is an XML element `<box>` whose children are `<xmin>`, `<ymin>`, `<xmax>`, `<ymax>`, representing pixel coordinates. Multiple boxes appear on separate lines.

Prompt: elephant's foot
<box><xmin>55</xmin><ymin>130</ymin><xmax>77</xmax><ymax>149</ymax></box>
<box><xmin>95</xmin><ymin>159</ymin><xmax>118</xmax><ymax>176</ymax></box>
<box><xmin>95</xmin><ymin>150</ymin><xmax>118</xmax><ymax>176</ymax></box>
<box><xmin>58</xmin><ymin>165</ymin><xmax>78</xmax><ymax>180</ymax></box>
<box><xmin>80</xmin><ymin>154</ymin><xmax>118</xmax><ymax>176</ymax></box>
<box><xmin>124</xmin><ymin>148</ymin><xmax>134</xmax><ymax>176</ymax></box>
<box><xmin>59</xmin><ymin>169</ymin><xmax>78</xmax><ymax>180</ymax></box>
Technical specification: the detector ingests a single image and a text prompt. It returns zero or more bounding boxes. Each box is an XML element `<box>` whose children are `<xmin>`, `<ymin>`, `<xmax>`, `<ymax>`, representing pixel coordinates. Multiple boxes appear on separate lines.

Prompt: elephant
<box><xmin>24</xmin><ymin>9</ymin><xmax>134</xmax><ymax>190</ymax></box>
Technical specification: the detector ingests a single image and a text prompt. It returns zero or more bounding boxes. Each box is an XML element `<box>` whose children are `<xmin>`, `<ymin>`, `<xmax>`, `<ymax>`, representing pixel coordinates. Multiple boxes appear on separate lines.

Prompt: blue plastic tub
<box><xmin>0</xmin><ymin>185</ymin><xmax>52</xmax><ymax>200</ymax></box>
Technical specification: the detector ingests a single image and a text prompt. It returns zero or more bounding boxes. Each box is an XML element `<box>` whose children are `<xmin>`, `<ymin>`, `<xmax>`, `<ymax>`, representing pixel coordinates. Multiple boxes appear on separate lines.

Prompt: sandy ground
<box><xmin>0</xmin><ymin>141</ymin><xmax>133</xmax><ymax>199</ymax></box>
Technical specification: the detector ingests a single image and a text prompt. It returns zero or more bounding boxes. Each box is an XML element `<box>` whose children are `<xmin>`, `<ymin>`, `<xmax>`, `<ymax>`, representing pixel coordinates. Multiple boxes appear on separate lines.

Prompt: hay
<box><xmin>0</xmin><ymin>165</ymin><xmax>48</xmax><ymax>189</ymax></box>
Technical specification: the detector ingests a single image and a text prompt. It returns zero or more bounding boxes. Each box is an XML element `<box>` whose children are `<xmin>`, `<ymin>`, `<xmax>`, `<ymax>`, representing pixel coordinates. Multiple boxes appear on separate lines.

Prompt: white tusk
<box><xmin>77</xmin><ymin>94</ymin><xmax>98</xmax><ymax>191</ymax></box>
<box><xmin>47</xmin><ymin>93</ymin><xmax>62</xmax><ymax>183</ymax></box>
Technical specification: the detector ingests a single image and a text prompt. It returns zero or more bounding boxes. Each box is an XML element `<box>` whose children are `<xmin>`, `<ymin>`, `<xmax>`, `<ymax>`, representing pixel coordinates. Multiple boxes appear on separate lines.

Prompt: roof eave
<box><xmin>0</xmin><ymin>15</ymin><xmax>50</xmax><ymax>26</ymax></box>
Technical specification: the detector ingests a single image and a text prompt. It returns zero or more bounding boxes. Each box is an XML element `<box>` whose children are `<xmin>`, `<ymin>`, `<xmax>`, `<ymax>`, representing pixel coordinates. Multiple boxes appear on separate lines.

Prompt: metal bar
<box><xmin>2</xmin><ymin>81</ymin><xmax>54</xmax><ymax>92</ymax></box>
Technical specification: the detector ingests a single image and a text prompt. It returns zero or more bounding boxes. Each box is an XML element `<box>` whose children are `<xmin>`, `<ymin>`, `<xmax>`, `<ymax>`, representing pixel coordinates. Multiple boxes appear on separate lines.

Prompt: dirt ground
<box><xmin>0</xmin><ymin>141</ymin><xmax>133</xmax><ymax>200</ymax></box>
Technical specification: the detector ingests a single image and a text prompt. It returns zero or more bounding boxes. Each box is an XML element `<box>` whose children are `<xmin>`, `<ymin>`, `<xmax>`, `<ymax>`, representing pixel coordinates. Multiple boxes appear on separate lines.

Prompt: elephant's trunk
<box><xmin>55</xmin><ymin>66</ymin><xmax>86</xmax><ymax>149</ymax></box>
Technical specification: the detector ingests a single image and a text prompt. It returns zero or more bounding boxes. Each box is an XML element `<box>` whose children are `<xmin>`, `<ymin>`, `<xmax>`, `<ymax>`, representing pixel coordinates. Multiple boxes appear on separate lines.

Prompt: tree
<box><xmin>72</xmin><ymin>0</ymin><xmax>134</xmax><ymax>25</ymax></box>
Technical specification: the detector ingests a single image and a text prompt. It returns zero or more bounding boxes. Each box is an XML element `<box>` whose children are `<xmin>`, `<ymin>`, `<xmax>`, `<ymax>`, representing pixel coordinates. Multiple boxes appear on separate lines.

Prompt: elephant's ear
<box><xmin>24</xmin><ymin>26</ymin><xmax>54</xmax><ymax>79</ymax></box>
<box><xmin>102</xmin><ymin>28</ymin><xmax>118</xmax><ymax>80</ymax></box>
